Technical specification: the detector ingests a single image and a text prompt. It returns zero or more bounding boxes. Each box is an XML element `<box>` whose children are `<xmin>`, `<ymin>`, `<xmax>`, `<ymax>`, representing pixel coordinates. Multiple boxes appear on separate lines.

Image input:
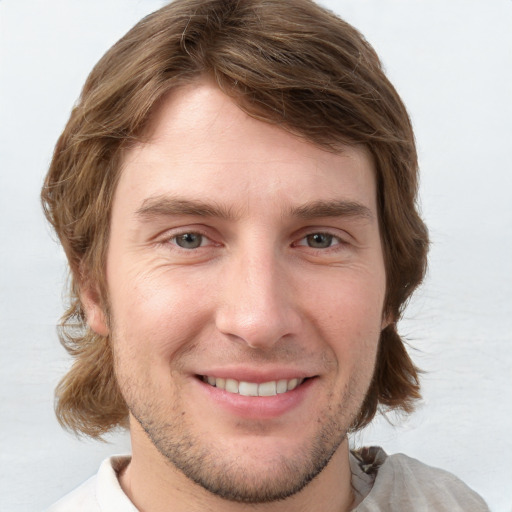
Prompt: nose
<box><xmin>215</xmin><ymin>249</ymin><xmax>302</xmax><ymax>350</ymax></box>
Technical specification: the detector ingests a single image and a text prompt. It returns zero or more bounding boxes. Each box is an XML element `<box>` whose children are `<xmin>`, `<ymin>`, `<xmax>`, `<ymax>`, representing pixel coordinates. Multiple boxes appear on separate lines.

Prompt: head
<box><xmin>43</xmin><ymin>0</ymin><xmax>427</xmax><ymax>448</ymax></box>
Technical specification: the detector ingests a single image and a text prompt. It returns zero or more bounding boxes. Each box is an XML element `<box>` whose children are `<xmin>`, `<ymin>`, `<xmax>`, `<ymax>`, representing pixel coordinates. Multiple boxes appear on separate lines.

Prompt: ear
<box><xmin>80</xmin><ymin>282</ymin><xmax>110</xmax><ymax>337</ymax></box>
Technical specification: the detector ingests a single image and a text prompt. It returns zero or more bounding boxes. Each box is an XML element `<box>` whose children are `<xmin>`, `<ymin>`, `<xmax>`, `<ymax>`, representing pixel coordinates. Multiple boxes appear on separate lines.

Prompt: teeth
<box><xmin>225</xmin><ymin>378</ymin><xmax>239</xmax><ymax>393</ymax></box>
<box><xmin>203</xmin><ymin>376</ymin><xmax>305</xmax><ymax>396</ymax></box>
<box><xmin>287</xmin><ymin>378</ymin><xmax>298</xmax><ymax>391</ymax></box>
<box><xmin>258</xmin><ymin>381</ymin><xmax>277</xmax><ymax>396</ymax></box>
<box><xmin>238</xmin><ymin>381</ymin><xmax>259</xmax><ymax>396</ymax></box>
<box><xmin>276</xmin><ymin>379</ymin><xmax>288</xmax><ymax>393</ymax></box>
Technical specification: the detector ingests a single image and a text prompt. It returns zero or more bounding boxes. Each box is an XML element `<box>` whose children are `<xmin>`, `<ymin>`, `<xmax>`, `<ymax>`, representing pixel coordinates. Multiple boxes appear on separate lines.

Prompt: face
<box><xmin>86</xmin><ymin>81</ymin><xmax>387</xmax><ymax>503</ymax></box>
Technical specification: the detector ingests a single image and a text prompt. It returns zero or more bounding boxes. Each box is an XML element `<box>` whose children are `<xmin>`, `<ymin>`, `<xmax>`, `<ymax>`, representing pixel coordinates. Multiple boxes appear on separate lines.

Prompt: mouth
<box><xmin>199</xmin><ymin>375</ymin><xmax>308</xmax><ymax>397</ymax></box>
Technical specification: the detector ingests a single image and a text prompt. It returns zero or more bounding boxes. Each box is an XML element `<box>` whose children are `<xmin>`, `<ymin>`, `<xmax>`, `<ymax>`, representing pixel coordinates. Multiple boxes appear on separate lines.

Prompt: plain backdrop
<box><xmin>1</xmin><ymin>1</ymin><xmax>511</xmax><ymax>511</ymax></box>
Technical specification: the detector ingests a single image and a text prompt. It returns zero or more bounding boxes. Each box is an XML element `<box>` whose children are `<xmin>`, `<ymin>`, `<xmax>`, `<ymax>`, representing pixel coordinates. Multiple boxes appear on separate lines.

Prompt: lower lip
<box><xmin>196</xmin><ymin>377</ymin><xmax>315</xmax><ymax>420</ymax></box>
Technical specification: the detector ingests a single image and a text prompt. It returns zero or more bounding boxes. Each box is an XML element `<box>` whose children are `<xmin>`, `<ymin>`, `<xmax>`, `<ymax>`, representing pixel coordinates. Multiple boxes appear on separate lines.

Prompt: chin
<box><xmin>170</xmin><ymin>438</ymin><xmax>342</xmax><ymax>504</ymax></box>
<box><xmin>133</xmin><ymin>406</ymin><xmax>347</xmax><ymax>504</ymax></box>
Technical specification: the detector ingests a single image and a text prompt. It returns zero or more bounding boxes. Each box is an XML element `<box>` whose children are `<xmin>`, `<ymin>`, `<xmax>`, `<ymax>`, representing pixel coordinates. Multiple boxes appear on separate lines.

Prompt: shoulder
<box><xmin>45</xmin><ymin>473</ymin><xmax>99</xmax><ymax>512</ymax></box>
<box><xmin>352</xmin><ymin>447</ymin><xmax>490</xmax><ymax>512</ymax></box>
<box><xmin>45</xmin><ymin>456</ymin><xmax>136</xmax><ymax>512</ymax></box>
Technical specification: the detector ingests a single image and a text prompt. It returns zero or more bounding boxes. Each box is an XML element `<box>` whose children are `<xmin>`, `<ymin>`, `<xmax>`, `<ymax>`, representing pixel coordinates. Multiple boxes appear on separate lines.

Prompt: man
<box><xmin>42</xmin><ymin>0</ymin><xmax>489</xmax><ymax>510</ymax></box>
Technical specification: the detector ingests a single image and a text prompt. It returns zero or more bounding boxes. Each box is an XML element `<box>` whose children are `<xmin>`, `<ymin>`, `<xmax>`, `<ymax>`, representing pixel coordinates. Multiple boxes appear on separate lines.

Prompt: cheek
<box><xmin>108</xmin><ymin>263</ymin><xmax>217</xmax><ymax>359</ymax></box>
<box><xmin>302</xmin><ymin>270</ymin><xmax>384</xmax><ymax>365</ymax></box>
<box><xmin>303</xmin><ymin>267</ymin><xmax>386</xmax><ymax>326</ymax></box>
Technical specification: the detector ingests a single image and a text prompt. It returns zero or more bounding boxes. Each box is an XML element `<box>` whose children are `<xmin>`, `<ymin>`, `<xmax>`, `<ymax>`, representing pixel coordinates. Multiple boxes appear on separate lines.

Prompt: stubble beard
<box><xmin>124</xmin><ymin>382</ymin><xmax>360</xmax><ymax>504</ymax></box>
<box><xmin>111</xmin><ymin>315</ymin><xmax>374</xmax><ymax>505</ymax></box>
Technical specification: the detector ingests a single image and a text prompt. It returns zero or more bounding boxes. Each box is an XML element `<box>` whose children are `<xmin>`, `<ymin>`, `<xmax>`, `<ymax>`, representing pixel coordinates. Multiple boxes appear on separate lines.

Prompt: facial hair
<box><xmin>122</xmin><ymin>371</ymin><xmax>364</xmax><ymax>504</ymax></box>
<box><xmin>131</xmin><ymin>410</ymin><xmax>346</xmax><ymax>502</ymax></box>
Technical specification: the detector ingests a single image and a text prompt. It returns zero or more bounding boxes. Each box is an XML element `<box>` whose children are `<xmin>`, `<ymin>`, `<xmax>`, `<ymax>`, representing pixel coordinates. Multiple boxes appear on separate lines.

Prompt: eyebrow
<box><xmin>135</xmin><ymin>196</ymin><xmax>374</xmax><ymax>222</ymax></box>
<box><xmin>135</xmin><ymin>196</ymin><xmax>237</xmax><ymax>221</ymax></box>
<box><xmin>290</xmin><ymin>200</ymin><xmax>374</xmax><ymax>221</ymax></box>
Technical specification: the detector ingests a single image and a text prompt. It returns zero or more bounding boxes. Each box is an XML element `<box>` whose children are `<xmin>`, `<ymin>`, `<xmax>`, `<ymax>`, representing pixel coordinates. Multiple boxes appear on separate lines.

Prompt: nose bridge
<box><xmin>215</xmin><ymin>240</ymin><xmax>300</xmax><ymax>349</ymax></box>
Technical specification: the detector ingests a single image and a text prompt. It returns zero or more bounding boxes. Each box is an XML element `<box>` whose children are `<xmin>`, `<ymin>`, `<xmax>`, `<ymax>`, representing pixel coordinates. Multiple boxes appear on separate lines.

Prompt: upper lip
<box><xmin>194</xmin><ymin>367</ymin><xmax>316</xmax><ymax>383</ymax></box>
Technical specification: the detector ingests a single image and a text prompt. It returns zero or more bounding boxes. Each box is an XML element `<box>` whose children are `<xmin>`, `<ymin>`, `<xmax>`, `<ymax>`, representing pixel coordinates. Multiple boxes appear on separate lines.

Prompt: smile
<box><xmin>201</xmin><ymin>376</ymin><xmax>306</xmax><ymax>397</ymax></box>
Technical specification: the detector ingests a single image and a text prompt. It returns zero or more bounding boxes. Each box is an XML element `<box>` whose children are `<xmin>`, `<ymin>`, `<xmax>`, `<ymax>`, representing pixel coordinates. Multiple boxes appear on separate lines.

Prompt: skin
<box><xmin>84</xmin><ymin>81</ymin><xmax>388</xmax><ymax>512</ymax></box>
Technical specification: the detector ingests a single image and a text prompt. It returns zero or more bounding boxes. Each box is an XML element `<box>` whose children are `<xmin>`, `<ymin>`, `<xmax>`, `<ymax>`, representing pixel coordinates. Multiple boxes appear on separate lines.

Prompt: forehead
<box><xmin>115</xmin><ymin>81</ymin><xmax>377</xmax><ymax>217</ymax></box>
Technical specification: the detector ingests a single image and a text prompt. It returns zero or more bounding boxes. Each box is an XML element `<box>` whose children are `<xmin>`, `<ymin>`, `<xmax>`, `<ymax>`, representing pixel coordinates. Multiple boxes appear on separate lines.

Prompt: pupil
<box><xmin>307</xmin><ymin>233</ymin><xmax>332</xmax><ymax>248</ymax></box>
<box><xmin>177</xmin><ymin>233</ymin><xmax>202</xmax><ymax>249</ymax></box>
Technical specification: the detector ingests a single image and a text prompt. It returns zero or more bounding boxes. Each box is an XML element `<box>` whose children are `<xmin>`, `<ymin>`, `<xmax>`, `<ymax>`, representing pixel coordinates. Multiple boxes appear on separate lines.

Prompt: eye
<box><xmin>299</xmin><ymin>233</ymin><xmax>339</xmax><ymax>249</ymax></box>
<box><xmin>173</xmin><ymin>232</ymin><xmax>206</xmax><ymax>249</ymax></box>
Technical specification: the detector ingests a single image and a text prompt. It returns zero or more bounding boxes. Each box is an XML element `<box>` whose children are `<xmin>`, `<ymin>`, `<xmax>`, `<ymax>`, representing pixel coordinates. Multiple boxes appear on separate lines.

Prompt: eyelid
<box><xmin>171</xmin><ymin>233</ymin><xmax>209</xmax><ymax>248</ymax></box>
<box><xmin>155</xmin><ymin>226</ymin><xmax>220</xmax><ymax>248</ymax></box>
<box><xmin>297</xmin><ymin>233</ymin><xmax>341</xmax><ymax>244</ymax></box>
<box><xmin>292</xmin><ymin>226</ymin><xmax>352</xmax><ymax>245</ymax></box>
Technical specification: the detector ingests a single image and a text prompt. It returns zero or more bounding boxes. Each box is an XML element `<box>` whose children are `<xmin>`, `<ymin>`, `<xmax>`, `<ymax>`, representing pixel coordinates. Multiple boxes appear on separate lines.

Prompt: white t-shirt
<box><xmin>46</xmin><ymin>448</ymin><xmax>490</xmax><ymax>511</ymax></box>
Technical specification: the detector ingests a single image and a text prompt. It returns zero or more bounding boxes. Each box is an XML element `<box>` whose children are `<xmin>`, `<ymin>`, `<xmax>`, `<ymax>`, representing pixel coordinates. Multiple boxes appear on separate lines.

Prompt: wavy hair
<box><xmin>42</xmin><ymin>0</ymin><xmax>428</xmax><ymax>437</ymax></box>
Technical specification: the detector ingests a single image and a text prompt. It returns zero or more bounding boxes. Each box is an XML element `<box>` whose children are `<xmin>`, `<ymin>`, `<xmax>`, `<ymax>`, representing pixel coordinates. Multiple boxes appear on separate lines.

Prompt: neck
<box><xmin>120</xmin><ymin>422</ymin><xmax>354</xmax><ymax>512</ymax></box>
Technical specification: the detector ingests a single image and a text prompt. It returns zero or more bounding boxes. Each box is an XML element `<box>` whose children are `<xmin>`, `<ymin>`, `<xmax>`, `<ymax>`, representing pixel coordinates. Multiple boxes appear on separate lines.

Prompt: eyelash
<box><xmin>293</xmin><ymin>232</ymin><xmax>345</xmax><ymax>250</ymax></box>
<box><xmin>168</xmin><ymin>231</ymin><xmax>213</xmax><ymax>250</ymax></box>
<box><xmin>155</xmin><ymin>228</ymin><xmax>215</xmax><ymax>251</ymax></box>
<box><xmin>159</xmin><ymin>229</ymin><xmax>348</xmax><ymax>252</ymax></box>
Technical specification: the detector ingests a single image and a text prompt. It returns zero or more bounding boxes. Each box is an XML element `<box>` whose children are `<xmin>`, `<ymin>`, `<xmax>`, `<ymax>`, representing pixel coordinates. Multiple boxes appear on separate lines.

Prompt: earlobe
<box><xmin>81</xmin><ymin>284</ymin><xmax>110</xmax><ymax>337</ymax></box>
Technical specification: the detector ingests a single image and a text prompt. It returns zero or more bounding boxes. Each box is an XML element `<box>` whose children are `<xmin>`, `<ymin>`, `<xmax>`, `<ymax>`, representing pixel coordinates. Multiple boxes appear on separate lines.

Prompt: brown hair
<box><xmin>42</xmin><ymin>0</ymin><xmax>428</xmax><ymax>438</ymax></box>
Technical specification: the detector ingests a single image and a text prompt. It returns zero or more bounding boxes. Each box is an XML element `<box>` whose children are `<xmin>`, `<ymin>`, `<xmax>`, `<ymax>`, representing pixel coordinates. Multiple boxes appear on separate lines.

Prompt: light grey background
<box><xmin>1</xmin><ymin>1</ymin><xmax>511</xmax><ymax>510</ymax></box>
